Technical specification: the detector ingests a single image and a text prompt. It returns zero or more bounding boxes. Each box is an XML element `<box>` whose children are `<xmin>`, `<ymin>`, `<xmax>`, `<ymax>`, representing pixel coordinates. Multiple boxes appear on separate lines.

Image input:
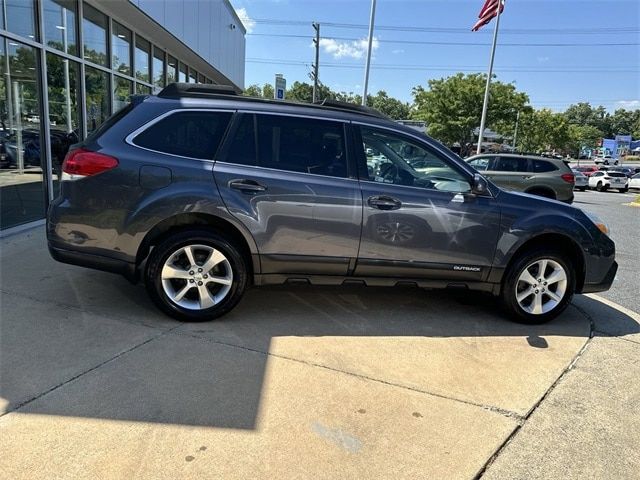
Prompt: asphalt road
<box><xmin>572</xmin><ymin>188</ymin><xmax>639</xmax><ymax>312</ymax></box>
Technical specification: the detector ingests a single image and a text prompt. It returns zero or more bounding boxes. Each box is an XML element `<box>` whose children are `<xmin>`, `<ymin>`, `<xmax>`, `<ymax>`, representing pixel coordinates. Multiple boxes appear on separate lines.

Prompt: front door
<box><xmin>214</xmin><ymin>113</ymin><xmax>362</xmax><ymax>275</ymax></box>
<box><xmin>353</xmin><ymin>125</ymin><xmax>501</xmax><ymax>281</ymax></box>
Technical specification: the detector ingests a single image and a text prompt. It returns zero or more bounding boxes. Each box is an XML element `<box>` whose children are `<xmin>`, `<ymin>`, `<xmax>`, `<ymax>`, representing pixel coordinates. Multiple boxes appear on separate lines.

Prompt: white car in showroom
<box><xmin>588</xmin><ymin>171</ymin><xmax>629</xmax><ymax>192</ymax></box>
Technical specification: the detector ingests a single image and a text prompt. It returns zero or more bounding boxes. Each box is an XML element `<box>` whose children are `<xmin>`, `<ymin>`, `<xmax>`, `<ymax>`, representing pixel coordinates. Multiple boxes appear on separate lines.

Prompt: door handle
<box><xmin>368</xmin><ymin>195</ymin><xmax>402</xmax><ymax>210</ymax></box>
<box><xmin>228</xmin><ymin>179</ymin><xmax>267</xmax><ymax>193</ymax></box>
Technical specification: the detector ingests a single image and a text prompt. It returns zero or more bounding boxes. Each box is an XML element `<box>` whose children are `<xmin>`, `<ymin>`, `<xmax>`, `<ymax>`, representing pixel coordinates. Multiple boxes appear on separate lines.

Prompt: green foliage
<box><xmin>411</xmin><ymin>73</ymin><xmax>528</xmax><ymax>156</ymax></box>
<box><xmin>516</xmin><ymin>109</ymin><xmax>570</xmax><ymax>153</ymax></box>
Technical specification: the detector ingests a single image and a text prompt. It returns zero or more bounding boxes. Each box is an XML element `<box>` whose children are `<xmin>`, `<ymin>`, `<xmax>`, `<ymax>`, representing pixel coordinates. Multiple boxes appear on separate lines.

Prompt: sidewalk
<box><xmin>1</xmin><ymin>228</ymin><xmax>638</xmax><ymax>479</ymax></box>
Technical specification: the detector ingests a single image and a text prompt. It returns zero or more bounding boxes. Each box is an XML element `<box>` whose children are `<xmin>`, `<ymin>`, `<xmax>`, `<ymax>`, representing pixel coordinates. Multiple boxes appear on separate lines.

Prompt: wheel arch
<box><xmin>524</xmin><ymin>186</ymin><xmax>556</xmax><ymax>199</ymax></box>
<box><xmin>136</xmin><ymin>213</ymin><xmax>259</xmax><ymax>277</ymax></box>
<box><xmin>499</xmin><ymin>233</ymin><xmax>586</xmax><ymax>293</ymax></box>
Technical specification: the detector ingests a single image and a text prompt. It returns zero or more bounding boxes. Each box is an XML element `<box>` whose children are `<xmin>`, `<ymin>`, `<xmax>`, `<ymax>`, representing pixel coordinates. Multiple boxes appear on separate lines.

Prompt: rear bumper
<box><xmin>48</xmin><ymin>243</ymin><xmax>137</xmax><ymax>282</ymax></box>
<box><xmin>580</xmin><ymin>261</ymin><xmax>618</xmax><ymax>294</ymax></box>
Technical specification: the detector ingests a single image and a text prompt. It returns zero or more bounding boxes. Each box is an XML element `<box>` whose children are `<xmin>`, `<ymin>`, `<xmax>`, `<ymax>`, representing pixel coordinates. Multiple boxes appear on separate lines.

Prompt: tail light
<box><xmin>561</xmin><ymin>173</ymin><xmax>575</xmax><ymax>184</ymax></box>
<box><xmin>61</xmin><ymin>148</ymin><xmax>118</xmax><ymax>180</ymax></box>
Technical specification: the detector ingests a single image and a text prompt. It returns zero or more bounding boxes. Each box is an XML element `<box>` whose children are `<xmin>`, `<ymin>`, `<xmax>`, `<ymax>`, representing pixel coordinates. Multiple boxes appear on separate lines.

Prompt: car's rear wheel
<box><xmin>145</xmin><ymin>229</ymin><xmax>248</xmax><ymax>321</ymax></box>
<box><xmin>620</xmin><ymin>187</ymin><xmax>629</xmax><ymax>193</ymax></box>
<box><xmin>527</xmin><ymin>188</ymin><xmax>556</xmax><ymax>200</ymax></box>
<box><xmin>501</xmin><ymin>249</ymin><xmax>575</xmax><ymax>324</ymax></box>
<box><xmin>596</xmin><ymin>181</ymin><xmax>607</xmax><ymax>192</ymax></box>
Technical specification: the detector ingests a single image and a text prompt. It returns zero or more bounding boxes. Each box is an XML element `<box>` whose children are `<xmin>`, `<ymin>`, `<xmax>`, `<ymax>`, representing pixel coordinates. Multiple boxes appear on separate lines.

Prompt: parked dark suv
<box><xmin>47</xmin><ymin>84</ymin><xmax>617</xmax><ymax>324</ymax></box>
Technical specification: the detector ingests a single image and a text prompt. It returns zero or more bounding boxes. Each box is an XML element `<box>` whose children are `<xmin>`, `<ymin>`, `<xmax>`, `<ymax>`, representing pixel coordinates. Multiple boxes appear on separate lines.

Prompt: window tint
<box><xmin>608</xmin><ymin>172</ymin><xmax>626</xmax><ymax>178</ymax></box>
<box><xmin>493</xmin><ymin>156</ymin><xmax>528</xmax><ymax>172</ymax></box>
<box><xmin>225</xmin><ymin>114</ymin><xmax>257</xmax><ymax>166</ymax></box>
<box><xmin>359</xmin><ymin>127</ymin><xmax>470</xmax><ymax>193</ymax></box>
<box><xmin>133</xmin><ymin>111</ymin><xmax>232</xmax><ymax>159</ymax></box>
<box><xmin>532</xmin><ymin>159</ymin><xmax>558</xmax><ymax>173</ymax></box>
<box><xmin>255</xmin><ymin>115</ymin><xmax>348</xmax><ymax>178</ymax></box>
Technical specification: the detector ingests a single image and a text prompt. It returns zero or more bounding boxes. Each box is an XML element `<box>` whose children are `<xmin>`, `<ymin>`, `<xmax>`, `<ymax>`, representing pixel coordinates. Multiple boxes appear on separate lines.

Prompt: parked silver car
<box><xmin>571</xmin><ymin>169</ymin><xmax>588</xmax><ymax>191</ymax></box>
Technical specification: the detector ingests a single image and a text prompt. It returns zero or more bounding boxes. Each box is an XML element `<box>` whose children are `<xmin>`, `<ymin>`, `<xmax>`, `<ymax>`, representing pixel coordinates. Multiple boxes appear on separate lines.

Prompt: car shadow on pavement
<box><xmin>2</xmin><ymin>280</ymin><xmax>639</xmax><ymax>431</ymax></box>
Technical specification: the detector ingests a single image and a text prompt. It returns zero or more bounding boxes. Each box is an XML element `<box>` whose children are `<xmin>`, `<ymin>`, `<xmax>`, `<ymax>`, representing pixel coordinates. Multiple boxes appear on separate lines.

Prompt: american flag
<box><xmin>471</xmin><ymin>0</ymin><xmax>505</xmax><ymax>31</ymax></box>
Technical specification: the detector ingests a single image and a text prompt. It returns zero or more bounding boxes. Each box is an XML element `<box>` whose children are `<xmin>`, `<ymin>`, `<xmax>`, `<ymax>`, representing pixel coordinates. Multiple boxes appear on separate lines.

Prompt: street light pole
<box><xmin>312</xmin><ymin>22</ymin><xmax>320</xmax><ymax>103</ymax></box>
<box><xmin>513</xmin><ymin>110</ymin><xmax>520</xmax><ymax>152</ymax></box>
<box><xmin>361</xmin><ymin>0</ymin><xmax>376</xmax><ymax>106</ymax></box>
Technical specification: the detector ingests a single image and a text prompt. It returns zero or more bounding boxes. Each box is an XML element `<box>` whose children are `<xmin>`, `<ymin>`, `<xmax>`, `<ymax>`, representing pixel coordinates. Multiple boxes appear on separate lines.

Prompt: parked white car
<box><xmin>593</xmin><ymin>155</ymin><xmax>619</xmax><ymax>166</ymax></box>
<box><xmin>629</xmin><ymin>173</ymin><xmax>640</xmax><ymax>190</ymax></box>
<box><xmin>588</xmin><ymin>171</ymin><xmax>629</xmax><ymax>192</ymax></box>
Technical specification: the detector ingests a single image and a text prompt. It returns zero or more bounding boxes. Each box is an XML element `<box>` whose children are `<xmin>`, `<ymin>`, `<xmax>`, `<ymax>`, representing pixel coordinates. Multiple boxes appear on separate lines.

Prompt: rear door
<box><xmin>485</xmin><ymin>156</ymin><xmax>530</xmax><ymax>191</ymax></box>
<box><xmin>213</xmin><ymin>112</ymin><xmax>362</xmax><ymax>275</ymax></box>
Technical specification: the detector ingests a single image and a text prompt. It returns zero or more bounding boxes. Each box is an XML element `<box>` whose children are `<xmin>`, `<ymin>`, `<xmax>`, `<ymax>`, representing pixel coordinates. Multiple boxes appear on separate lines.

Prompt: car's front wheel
<box><xmin>145</xmin><ymin>229</ymin><xmax>248</xmax><ymax>321</ymax></box>
<box><xmin>620</xmin><ymin>187</ymin><xmax>629</xmax><ymax>193</ymax></box>
<box><xmin>501</xmin><ymin>249</ymin><xmax>575</xmax><ymax>324</ymax></box>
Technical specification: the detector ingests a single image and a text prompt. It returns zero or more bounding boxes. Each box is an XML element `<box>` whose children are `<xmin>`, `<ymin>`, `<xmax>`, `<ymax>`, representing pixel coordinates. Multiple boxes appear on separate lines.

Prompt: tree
<box><xmin>411</xmin><ymin>73</ymin><xmax>529</xmax><ymax>156</ymax></box>
<box><xmin>369</xmin><ymin>91</ymin><xmax>411</xmax><ymax>119</ymax></box>
<box><xmin>516</xmin><ymin>109</ymin><xmax>570</xmax><ymax>153</ymax></box>
<box><xmin>563</xmin><ymin>102</ymin><xmax>611</xmax><ymax>136</ymax></box>
<box><xmin>567</xmin><ymin>124</ymin><xmax>603</xmax><ymax>157</ymax></box>
<box><xmin>243</xmin><ymin>84</ymin><xmax>263</xmax><ymax>98</ymax></box>
<box><xmin>608</xmin><ymin>108</ymin><xmax>640</xmax><ymax>137</ymax></box>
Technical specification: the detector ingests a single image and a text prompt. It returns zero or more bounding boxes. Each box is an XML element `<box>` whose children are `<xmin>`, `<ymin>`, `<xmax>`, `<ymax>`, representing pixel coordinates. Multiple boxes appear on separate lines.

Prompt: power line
<box><xmin>246</xmin><ymin>58</ymin><xmax>637</xmax><ymax>73</ymax></box>
<box><xmin>246</xmin><ymin>33</ymin><xmax>639</xmax><ymax>47</ymax></box>
<box><xmin>250</xmin><ymin>18</ymin><xmax>640</xmax><ymax>35</ymax></box>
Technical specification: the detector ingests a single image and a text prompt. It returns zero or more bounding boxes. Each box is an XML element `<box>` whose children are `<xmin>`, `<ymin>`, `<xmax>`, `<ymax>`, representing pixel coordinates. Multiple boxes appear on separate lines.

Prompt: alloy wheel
<box><xmin>161</xmin><ymin>244</ymin><xmax>233</xmax><ymax>310</ymax></box>
<box><xmin>515</xmin><ymin>258</ymin><xmax>567</xmax><ymax>315</ymax></box>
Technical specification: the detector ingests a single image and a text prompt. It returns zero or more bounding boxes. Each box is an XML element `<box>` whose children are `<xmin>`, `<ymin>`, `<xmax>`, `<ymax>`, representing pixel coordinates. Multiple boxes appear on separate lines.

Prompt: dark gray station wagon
<box><xmin>47</xmin><ymin>84</ymin><xmax>617</xmax><ymax>324</ymax></box>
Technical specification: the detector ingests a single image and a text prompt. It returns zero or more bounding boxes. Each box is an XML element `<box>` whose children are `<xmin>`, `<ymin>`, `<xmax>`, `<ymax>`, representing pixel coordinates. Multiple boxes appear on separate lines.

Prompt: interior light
<box><xmin>117</xmin><ymin>34</ymin><xmax>126</xmax><ymax>39</ymax></box>
<box><xmin>55</xmin><ymin>25</ymin><xmax>65</xmax><ymax>30</ymax></box>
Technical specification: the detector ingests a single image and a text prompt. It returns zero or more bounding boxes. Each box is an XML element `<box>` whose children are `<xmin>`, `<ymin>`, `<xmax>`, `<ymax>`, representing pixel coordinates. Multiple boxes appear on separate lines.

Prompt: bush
<box><xmin>624</xmin><ymin>155</ymin><xmax>640</xmax><ymax>162</ymax></box>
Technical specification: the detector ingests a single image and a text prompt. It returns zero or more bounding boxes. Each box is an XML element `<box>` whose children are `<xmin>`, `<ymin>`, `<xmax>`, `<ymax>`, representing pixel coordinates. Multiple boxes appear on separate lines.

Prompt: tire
<box><xmin>145</xmin><ymin>229</ymin><xmax>248</xmax><ymax>322</ymax></box>
<box><xmin>620</xmin><ymin>188</ymin><xmax>629</xmax><ymax>193</ymax></box>
<box><xmin>577</xmin><ymin>187</ymin><xmax>586</xmax><ymax>192</ymax></box>
<box><xmin>501</xmin><ymin>248</ymin><xmax>575</xmax><ymax>324</ymax></box>
<box><xmin>596</xmin><ymin>181</ymin><xmax>607</xmax><ymax>192</ymax></box>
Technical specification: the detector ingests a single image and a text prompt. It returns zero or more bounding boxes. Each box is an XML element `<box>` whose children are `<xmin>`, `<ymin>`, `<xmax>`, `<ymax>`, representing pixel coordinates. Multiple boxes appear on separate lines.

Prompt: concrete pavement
<box><xmin>1</xmin><ymin>228</ymin><xmax>639</xmax><ymax>479</ymax></box>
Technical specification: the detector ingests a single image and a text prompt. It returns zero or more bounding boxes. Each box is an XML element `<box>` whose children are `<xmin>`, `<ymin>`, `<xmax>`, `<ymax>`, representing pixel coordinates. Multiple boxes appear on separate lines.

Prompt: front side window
<box><xmin>359</xmin><ymin>126</ymin><xmax>470</xmax><ymax>193</ymax></box>
<box><xmin>256</xmin><ymin>115</ymin><xmax>348</xmax><ymax>178</ymax></box>
<box><xmin>468</xmin><ymin>157</ymin><xmax>490</xmax><ymax>171</ymax></box>
<box><xmin>133</xmin><ymin>111</ymin><xmax>232</xmax><ymax>160</ymax></box>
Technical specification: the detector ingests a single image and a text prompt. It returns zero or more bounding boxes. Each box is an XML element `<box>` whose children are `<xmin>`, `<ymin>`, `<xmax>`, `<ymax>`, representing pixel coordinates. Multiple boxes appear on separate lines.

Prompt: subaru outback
<box><xmin>47</xmin><ymin>83</ymin><xmax>617</xmax><ymax>324</ymax></box>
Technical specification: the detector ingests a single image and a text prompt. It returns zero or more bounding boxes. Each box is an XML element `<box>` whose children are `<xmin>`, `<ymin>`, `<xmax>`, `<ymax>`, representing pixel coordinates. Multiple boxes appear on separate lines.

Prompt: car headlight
<box><xmin>585</xmin><ymin>211</ymin><xmax>610</xmax><ymax>236</ymax></box>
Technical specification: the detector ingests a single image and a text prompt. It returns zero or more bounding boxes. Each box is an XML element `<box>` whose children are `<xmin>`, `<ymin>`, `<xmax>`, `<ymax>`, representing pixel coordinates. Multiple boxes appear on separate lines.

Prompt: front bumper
<box><xmin>581</xmin><ymin>261</ymin><xmax>618</xmax><ymax>294</ymax></box>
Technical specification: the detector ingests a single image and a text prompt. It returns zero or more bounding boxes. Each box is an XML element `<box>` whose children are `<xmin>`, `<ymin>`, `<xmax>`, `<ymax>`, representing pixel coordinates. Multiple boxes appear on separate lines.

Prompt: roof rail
<box><xmin>313</xmin><ymin>99</ymin><xmax>386</xmax><ymax>118</ymax></box>
<box><xmin>158</xmin><ymin>83</ymin><xmax>237</xmax><ymax>98</ymax></box>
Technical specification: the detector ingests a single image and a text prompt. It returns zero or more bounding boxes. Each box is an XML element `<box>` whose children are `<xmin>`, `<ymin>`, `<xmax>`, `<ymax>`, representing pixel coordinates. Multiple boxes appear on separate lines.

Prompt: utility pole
<box><xmin>312</xmin><ymin>22</ymin><xmax>320</xmax><ymax>103</ymax></box>
<box><xmin>362</xmin><ymin>0</ymin><xmax>376</xmax><ymax>106</ymax></box>
<box><xmin>513</xmin><ymin>110</ymin><xmax>520</xmax><ymax>152</ymax></box>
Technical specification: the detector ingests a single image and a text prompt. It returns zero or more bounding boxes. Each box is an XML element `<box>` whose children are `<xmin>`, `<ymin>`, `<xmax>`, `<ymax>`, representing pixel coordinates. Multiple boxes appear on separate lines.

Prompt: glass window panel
<box><xmin>46</xmin><ymin>52</ymin><xmax>81</xmax><ymax>180</ymax></box>
<box><xmin>0</xmin><ymin>39</ymin><xmax>45</xmax><ymax>229</ymax></box>
<box><xmin>359</xmin><ymin>126</ymin><xmax>470</xmax><ymax>192</ymax></box>
<box><xmin>189</xmin><ymin>69</ymin><xmax>197</xmax><ymax>84</ymax></box>
<box><xmin>82</xmin><ymin>3</ymin><xmax>108</xmax><ymax>66</ymax></box>
<box><xmin>85</xmin><ymin>66</ymin><xmax>109</xmax><ymax>132</ymax></box>
<box><xmin>111</xmin><ymin>21</ymin><xmax>131</xmax><ymax>76</ymax></box>
<box><xmin>198</xmin><ymin>73</ymin><xmax>205</xmax><ymax>84</ymax></box>
<box><xmin>152</xmin><ymin>47</ymin><xmax>165</xmax><ymax>88</ymax></box>
<box><xmin>178</xmin><ymin>62</ymin><xmax>187</xmax><ymax>83</ymax></box>
<box><xmin>43</xmin><ymin>0</ymin><xmax>78</xmax><ymax>56</ymax></box>
<box><xmin>113</xmin><ymin>76</ymin><xmax>131</xmax><ymax>113</ymax></box>
<box><xmin>136</xmin><ymin>83</ymin><xmax>151</xmax><ymax>95</ymax></box>
<box><xmin>5</xmin><ymin>0</ymin><xmax>37</xmax><ymax>40</ymax></box>
<box><xmin>256</xmin><ymin>115</ymin><xmax>348</xmax><ymax>178</ymax></box>
<box><xmin>134</xmin><ymin>36</ymin><xmax>150</xmax><ymax>82</ymax></box>
<box><xmin>132</xmin><ymin>111</ymin><xmax>232</xmax><ymax>160</ymax></box>
<box><xmin>167</xmin><ymin>55</ymin><xmax>177</xmax><ymax>84</ymax></box>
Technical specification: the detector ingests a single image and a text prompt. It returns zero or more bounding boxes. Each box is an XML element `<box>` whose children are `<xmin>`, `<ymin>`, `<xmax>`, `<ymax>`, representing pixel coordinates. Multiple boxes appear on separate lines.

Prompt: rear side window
<box><xmin>226</xmin><ymin>113</ymin><xmax>348</xmax><ymax>178</ymax></box>
<box><xmin>531</xmin><ymin>159</ymin><xmax>558</xmax><ymax>173</ymax></box>
<box><xmin>133</xmin><ymin>111</ymin><xmax>232</xmax><ymax>160</ymax></box>
<box><xmin>493</xmin><ymin>156</ymin><xmax>528</xmax><ymax>172</ymax></box>
<box><xmin>468</xmin><ymin>157</ymin><xmax>490</xmax><ymax>171</ymax></box>
<box><xmin>608</xmin><ymin>172</ymin><xmax>626</xmax><ymax>178</ymax></box>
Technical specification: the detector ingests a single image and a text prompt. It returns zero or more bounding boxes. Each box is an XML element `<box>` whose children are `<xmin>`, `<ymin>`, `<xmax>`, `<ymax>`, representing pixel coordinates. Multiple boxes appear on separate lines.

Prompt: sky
<box><xmin>229</xmin><ymin>0</ymin><xmax>640</xmax><ymax>112</ymax></box>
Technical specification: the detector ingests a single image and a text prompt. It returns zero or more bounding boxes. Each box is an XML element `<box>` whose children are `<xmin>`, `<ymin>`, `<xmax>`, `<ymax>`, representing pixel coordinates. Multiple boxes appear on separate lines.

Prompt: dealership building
<box><xmin>0</xmin><ymin>0</ymin><xmax>246</xmax><ymax>231</ymax></box>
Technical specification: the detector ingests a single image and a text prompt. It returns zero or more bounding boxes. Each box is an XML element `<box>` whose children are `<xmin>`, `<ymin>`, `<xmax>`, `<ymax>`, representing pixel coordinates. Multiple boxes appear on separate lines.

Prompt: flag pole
<box><xmin>362</xmin><ymin>0</ymin><xmax>376</xmax><ymax>106</ymax></box>
<box><xmin>476</xmin><ymin>0</ymin><xmax>504</xmax><ymax>154</ymax></box>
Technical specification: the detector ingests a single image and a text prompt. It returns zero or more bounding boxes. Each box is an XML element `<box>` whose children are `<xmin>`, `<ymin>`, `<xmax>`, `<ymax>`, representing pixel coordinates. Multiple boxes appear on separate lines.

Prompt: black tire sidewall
<box><xmin>145</xmin><ymin>230</ymin><xmax>248</xmax><ymax>322</ymax></box>
<box><xmin>501</xmin><ymin>249</ymin><xmax>575</xmax><ymax>324</ymax></box>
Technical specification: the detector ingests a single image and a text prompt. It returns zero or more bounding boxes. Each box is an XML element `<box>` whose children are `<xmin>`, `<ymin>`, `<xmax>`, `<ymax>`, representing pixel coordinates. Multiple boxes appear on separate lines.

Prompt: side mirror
<box><xmin>471</xmin><ymin>173</ymin><xmax>490</xmax><ymax>196</ymax></box>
